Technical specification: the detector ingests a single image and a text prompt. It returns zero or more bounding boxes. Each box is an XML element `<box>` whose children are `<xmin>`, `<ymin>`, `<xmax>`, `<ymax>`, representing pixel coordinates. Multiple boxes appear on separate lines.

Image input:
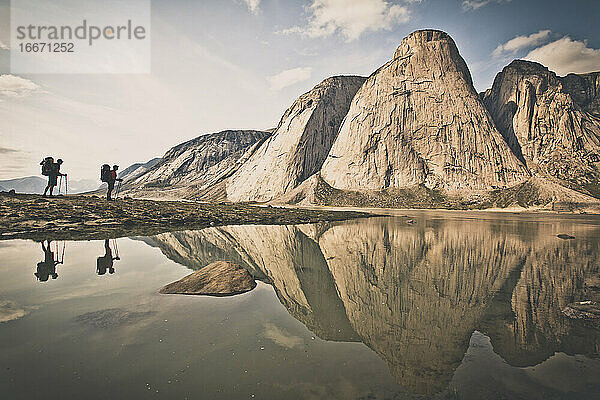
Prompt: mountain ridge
<box><xmin>0</xmin><ymin>176</ymin><xmax>99</xmax><ymax>194</ymax></box>
<box><xmin>120</xmin><ymin>129</ymin><xmax>271</xmax><ymax>200</ymax></box>
<box><xmin>482</xmin><ymin>59</ymin><xmax>600</xmax><ymax>198</ymax></box>
<box><xmin>119</xmin><ymin>29</ymin><xmax>600</xmax><ymax>211</ymax></box>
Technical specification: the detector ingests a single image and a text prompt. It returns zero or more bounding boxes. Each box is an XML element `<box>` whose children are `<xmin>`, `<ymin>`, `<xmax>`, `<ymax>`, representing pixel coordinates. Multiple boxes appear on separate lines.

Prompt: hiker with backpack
<box><xmin>101</xmin><ymin>164</ymin><xmax>123</xmax><ymax>200</ymax></box>
<box><xmin>41</xmin><ymin>157</ymin><xmax>66</xmax><ymax>197</ymax></box>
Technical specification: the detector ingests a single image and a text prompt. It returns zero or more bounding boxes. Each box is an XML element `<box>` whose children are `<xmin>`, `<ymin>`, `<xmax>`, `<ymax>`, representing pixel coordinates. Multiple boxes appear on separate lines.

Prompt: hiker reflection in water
<box><xmin>35</xmin><ymin>240</ymin><xmax>60</xmax><ymax>281</ymax></box>
<box><xmin>96</xmin><ymin>240</ymin><xmax>120</xmax><ymax>275</ymax></box>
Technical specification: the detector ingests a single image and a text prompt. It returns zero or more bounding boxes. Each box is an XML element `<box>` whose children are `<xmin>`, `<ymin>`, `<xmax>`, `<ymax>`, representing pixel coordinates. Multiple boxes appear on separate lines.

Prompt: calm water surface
<box><xmin>1</xmin><ymin>213</ymin><xmax>600</xmax><ymax>399</ymax></box>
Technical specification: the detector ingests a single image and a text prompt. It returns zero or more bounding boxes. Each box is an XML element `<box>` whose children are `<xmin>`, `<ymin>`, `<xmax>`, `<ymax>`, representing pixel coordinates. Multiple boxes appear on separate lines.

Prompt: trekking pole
<box><xmin>65</xmin><ymin>175</ymin><xmax>68</xmax><ymax>195</ymax></box>
<box><xmin>56</xmin><ymin>241</ymin><xmax>65</xmax><ymax>264</ymax></box>
<box><xmin>113</xmin><ymin>239</ymin><xmax>120</xmax><ymax>259</ymax></box>
<box><xmin>115</xmin><ymin>181</ymin><xmax>122</xmax><ymax>199</ymax></box>
<box><xmin>58</xmin><ymin>176</ymin><xmax>62</xmax><ymax>194</ymax></box>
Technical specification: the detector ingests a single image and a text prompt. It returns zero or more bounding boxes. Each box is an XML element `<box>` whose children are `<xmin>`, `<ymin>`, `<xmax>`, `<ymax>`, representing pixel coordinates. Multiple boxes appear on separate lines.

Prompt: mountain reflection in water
<box><xmin>141</xmin><ymin>215</ymin><xmax>600</xmax><ymax>395</ymax></box>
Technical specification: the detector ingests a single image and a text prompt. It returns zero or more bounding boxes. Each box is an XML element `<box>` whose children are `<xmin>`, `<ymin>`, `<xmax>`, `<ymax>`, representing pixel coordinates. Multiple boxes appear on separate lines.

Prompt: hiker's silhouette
<box><xmin>41</xmin><ymin>158</ymin><xmax>66</xmax><ymax>197</ymax></box>
<box><xmin>96</xmin><ymin>239</ymin><xmax>120</xmax><ymax>275</ymax></box>
<box><xmin>35</xmin><ymin>240</ymin><xmax>61</xmax><ymax>281</ymax></box>
<box><xmin>104</xmin><ymin>165</ymin><xmax>123</xmax><ymax>201</ymax></box>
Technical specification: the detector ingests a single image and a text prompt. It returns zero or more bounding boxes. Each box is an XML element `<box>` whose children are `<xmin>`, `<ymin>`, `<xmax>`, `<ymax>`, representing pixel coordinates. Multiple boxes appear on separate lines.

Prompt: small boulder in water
<box><xmin>557</xmin><ymin>234</ymin><xmax>576</xmax><ymax>240</ymax></box>
<box><xmin>160</xmin><ymin>261</ymin><xmax>256</xmax><ymax>297</ymax></box>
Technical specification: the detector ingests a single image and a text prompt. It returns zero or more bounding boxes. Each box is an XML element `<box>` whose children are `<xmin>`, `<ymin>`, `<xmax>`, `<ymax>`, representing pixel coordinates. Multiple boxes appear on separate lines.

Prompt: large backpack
<box><xmin>100</xmin><ymin>164</ymin><xmax>111</xmax><ymax>182</ymax></box>
<box><xmin>41</xmin><ymin>157</ymin><xmax>54</xmax><ymax>176</ymax></box>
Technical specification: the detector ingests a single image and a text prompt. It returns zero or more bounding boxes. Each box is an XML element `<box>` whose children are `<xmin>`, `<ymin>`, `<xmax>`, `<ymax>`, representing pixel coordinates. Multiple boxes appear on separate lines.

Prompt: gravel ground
<box><xmin>0</xmin><ymin>193</ymin><xmax>371</xmax><ymax>241</ymax></box>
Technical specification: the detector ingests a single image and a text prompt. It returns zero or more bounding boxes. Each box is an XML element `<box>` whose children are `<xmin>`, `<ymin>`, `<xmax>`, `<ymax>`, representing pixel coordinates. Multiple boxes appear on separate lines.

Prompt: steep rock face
<box><xmin>483</xmin><ymin>60</ymin><xmax>600</xmax><ymax>194</ymax></box>
<box><xmin>320</xmin><ymin>30</ymin><xmax>529</xmax><ymax>193</ymax></box>
<box><xmin>227</xmin><ymin>76</ymin><xmax>366</xmax><ymax>202</ymax></box>
<box><xmin>122</xmin><ymin>130</ymin><xmax>270</xmax><ymax>200</ymax></box>
<box><xmin>562</xmin><ymin>72</ymin><xmax>600</xmax><ymax>116</ymax></box>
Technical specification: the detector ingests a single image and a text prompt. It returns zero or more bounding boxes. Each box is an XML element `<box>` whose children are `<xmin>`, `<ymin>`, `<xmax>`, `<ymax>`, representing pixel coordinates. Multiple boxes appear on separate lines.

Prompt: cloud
<box><xmin>0</xmin><ymin>75</ymin><xmax>41</xmax><ymax>97</ymax></box>
<box><xmin>74</xmin><ymin>308</ymin><xmax>156</xmax><ymax>328</ymax></box>
<box><xmin>0</xmin><ymin>140</ymin><xmax>31</xmax><ymax>178</ymax></box>
<box><xmin>493</xmin><ymin>30</ymin><xmax>551</xmax><ymax>57</ymax></box>
<box><xmin>0</xmin><ymin>39</ymin><xmax>8</xmax><ymax>50</ymax></box>
<box><xmin>283</xmin><ymin>0</ymin><xmax>411</xmax><ymax>41</ymax></box>
<box><xmin>0</xmin><ymin>299</ymin><xmax>28</xmax><ymax>323</ymax></box>
<box><xmin>267</xmin><ymin>67</ymin><xmax>312</xmax><ymax>90</ymax></box>
<box><xmin>263</xmin><ymin>323</ymin><xmax>304</xmax><ymax>349</ymax></box>
<box><xmin>240</xmin><ymin>0</ymin><xmax>260</xmax><ymax>14</ymax></box>
<box><xmin>0</xmin><ymin>146</ymin><xmax>21</xmax><ymax>154</ymax></box>
<box><xmin>462</xmin><ymin>0</ymin><xmax>511</xmax><ymax>11</ymax></box>
<box><xmin>525</xmin><ymin>36</ymin><xmax>600</xmax><ymax>76</ymax></box>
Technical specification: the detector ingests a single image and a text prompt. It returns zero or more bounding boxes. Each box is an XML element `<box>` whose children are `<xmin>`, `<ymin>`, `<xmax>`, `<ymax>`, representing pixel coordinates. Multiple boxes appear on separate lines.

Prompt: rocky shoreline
<box><xmin>0</xmin><ymin>193</ymin><xmax>371</xmax><ymax>241</ymax></box>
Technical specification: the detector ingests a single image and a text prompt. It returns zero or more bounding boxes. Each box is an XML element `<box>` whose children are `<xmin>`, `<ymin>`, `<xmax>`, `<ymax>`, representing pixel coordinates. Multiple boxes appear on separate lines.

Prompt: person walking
<box><xmin>41</xmin><ymin>158</ymin><xmax>66</xmax><ymax>197</ymax></box>
<box><xmin>106</xmin><ymin>165</ymin><xmax>123</xmax><ymax>201</ymax></box>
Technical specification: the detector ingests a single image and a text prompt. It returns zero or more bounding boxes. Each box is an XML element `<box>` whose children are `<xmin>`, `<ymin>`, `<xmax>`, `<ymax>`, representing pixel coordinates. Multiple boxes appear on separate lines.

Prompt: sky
<box><xmin>1</xmin><ymin>0</ymin><xmax>599</xmax><ymax>181</ymax></box>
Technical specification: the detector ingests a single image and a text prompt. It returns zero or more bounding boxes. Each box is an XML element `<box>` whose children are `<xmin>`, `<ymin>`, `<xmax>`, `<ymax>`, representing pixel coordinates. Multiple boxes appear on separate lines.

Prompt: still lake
<box><xmin>1</xmin><ymin>212</ymin><xmax>600</xmax><ymax>399</ymax></box>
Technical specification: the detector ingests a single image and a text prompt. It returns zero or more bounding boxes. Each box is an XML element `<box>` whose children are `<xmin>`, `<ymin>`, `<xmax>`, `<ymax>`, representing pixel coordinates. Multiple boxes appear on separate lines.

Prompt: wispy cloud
<box><xmin>0</xmin><ymin>75</ymin><xmax>42</xmax><ymax>98</ymax></box>
<box><xmin>0</xmin><ymin>299</ymin><xmax>28</xmax><ymax>323</ymax></box>
<box><xmin>282</xmin><ymin>0</ymin><xmax>411</xmax><ymax>41</ymax></box>
<box><xmin>240</xmin><ymin>0</ymin><xmax>261</xmax><ymax>15</ymax></box>
<box><xmin>462</xmin><ymin>0</ymin><xmax>511</xmax><ymax>11</ymax></box>
<box><xmin>493</xmin><ymin>30</ymin><xmax>551</xmax><ymax>57</ymax></box>
<box><xmin>0</xmin><ymin>146</ymin><xmax>21</xmax><ymax>154</ymax></box>
<box><xmin>525</xmin><ymin>36</ymin><xmax>600</xmax><ymax>76</ymax></box>
<box><xmin>267</xmin><ymin>67</ymin><xmax>312</xmax><ymax>90</ymax></box>
<box><xmin>0</xmin><ymin>139</ymin><xmax>33</xmax><ymax>179</ymax></box>
<box><xmin>263</xmin><ymin>323</ymin><xmax>304</xmax><ymax>349</ymax></box>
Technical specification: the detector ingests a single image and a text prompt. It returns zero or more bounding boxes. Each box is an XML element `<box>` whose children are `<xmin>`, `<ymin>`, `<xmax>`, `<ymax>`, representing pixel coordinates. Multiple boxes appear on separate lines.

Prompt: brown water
<box><xmin>1</xmin><ymin>212</ymin><xmax>600</xmax><ymax>399</ymax></box>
